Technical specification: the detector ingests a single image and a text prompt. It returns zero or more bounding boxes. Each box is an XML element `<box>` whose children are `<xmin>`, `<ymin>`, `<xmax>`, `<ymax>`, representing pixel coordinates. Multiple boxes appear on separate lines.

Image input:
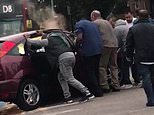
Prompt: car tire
<box><xmin>16</xmin><ymin>79</ymin><xmax>41</xmax><ymax>111</ymax></box>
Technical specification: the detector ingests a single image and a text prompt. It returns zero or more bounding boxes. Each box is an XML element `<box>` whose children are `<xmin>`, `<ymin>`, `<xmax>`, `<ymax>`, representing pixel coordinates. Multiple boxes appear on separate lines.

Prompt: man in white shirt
<box><xmin>124</xmin><ymin>12</ymin><xmax>137</xmax><ymax>28</ymax></box>
<box><xmin>124</xmin><ymin>11</ymin><xmax>141</xmax><ymax>88</ymax></box>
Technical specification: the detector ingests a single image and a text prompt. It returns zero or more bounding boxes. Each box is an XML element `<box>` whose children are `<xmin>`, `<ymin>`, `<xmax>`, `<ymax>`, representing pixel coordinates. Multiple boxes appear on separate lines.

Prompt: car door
<box><xmin>1</xmin><ymin>39</ymin><xmax>33</xmax><ymax>81</ymax></box>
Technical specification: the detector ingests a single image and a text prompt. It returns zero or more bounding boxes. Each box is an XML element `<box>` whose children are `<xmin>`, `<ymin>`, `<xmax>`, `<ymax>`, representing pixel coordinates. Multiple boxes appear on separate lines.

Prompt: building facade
<box><xmin>127</xmin><ymin>0</ymin><xmax>154</xmax><ymax>18</ymax></box>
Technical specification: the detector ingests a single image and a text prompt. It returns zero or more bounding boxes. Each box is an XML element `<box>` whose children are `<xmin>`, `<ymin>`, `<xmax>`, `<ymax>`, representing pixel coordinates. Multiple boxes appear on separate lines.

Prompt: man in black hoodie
<box><xmin>125</xmin><ymin>9</ymin><xmax>154</xmax><ymax>107</ymax></box>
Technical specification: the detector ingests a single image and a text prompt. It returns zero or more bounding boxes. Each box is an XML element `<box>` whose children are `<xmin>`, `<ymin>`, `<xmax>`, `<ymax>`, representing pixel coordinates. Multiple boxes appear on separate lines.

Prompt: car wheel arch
<box><xmin>15</xmin><ymin>77</ymin><xmax>42</xmax><ymax>111</ymax></box>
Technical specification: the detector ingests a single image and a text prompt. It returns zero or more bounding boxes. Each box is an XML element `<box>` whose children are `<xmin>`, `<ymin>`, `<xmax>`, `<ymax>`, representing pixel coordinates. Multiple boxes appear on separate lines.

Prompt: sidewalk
<box><xmin>0</xmin><ymin>101</ymin><xmax>8</xmax><ymax>111</ymax></box>
<box><xmin>23</xmin><ymin>88</ymin><xmax>154</xmax><ymax>115</ymax></box>
<box><xmin>0</xmin><ymin>102</ymin><xmax>23</xmax><ymax>115</ymax></box>
<box><xmin>0</xmin><ymin>88</ymin><xmax>153</xmax><ymax>115</ymax></box>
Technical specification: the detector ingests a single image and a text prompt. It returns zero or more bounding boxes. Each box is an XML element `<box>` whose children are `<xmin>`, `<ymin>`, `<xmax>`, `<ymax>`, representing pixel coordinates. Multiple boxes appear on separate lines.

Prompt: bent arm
<box><xmin>75</xmin><ymin>23</ymin><xmax>83</xmax><ymax>44</ymax></box>
<box><xmin>27</xmin><ymin>38</ymin><xmax>48</xmax><ymax>47</ymax></box>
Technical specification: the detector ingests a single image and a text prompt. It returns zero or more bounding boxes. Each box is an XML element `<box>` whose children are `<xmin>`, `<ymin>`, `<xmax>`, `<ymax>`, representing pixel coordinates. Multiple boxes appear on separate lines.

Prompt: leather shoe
<box><xmin>146</xmin><ymin>102</ymin><xmax>154</xmax><ymax>107</ymax></box>
<box><xmin>102</xmin><ymin>88</ymin><xmax>111</xmax><ymax>93</ymax></box>
<box><xmin>110</xmin><ymin>85</ymin><xmax>120</xmax><ymax>92</ymax></box>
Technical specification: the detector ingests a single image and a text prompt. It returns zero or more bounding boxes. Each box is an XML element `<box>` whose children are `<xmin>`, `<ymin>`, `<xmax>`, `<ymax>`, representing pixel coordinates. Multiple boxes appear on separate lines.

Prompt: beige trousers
<box><xmin>99</xmin><ymin>47</ymin><xmax>120</xmax><ymax>89</ymax></box>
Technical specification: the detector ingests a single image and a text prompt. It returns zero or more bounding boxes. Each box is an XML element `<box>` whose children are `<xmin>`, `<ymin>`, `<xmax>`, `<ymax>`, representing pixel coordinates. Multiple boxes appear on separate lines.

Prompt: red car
<box><xmin>0</xmin><ymin>29</ymin><xmax>76</xmax><ymax>111</ymax></box>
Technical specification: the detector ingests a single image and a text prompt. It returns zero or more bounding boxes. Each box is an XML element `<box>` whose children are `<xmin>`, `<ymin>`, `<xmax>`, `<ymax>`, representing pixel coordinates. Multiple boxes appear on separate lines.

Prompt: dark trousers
<box><xmin>117</xmin><ymin>53</ymin><xmax>131</xmax><ymax>85</ymax></box>
<box><xmin>118</xmin><ymin>53</ymin><xmax>141</xmax><ymax>85</ymax></box>
<box><xmin>75</xmin><ymin>54</ymin><xmax>103</xmax><ymax>97</ymax></box>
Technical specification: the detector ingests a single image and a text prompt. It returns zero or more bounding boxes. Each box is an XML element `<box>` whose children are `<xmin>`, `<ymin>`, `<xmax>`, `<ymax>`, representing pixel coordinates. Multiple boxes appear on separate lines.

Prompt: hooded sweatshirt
<box><xmin>114</xmin><ymin>19</ymin><xmax>129</xmax><ymax>50</ymax></box>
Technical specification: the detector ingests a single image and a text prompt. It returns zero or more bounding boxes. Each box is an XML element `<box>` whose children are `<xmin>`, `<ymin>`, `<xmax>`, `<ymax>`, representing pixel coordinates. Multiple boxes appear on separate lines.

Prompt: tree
<box><xmin>51</xmin><ymin>0</ymin><xmax>128</xmax><ymax>30</ymax></box>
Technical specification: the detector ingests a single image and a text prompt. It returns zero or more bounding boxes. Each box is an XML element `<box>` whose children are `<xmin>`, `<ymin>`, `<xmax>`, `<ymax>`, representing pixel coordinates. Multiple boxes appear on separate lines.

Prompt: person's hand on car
<box><xmin>36</xmin><ymin>30</ymin><xmax>44</xmax><ymax>35</ymax></box>
<box><xmin>23</xmin><ymin>33</ymin><xmax>31</xmax><ymax>39</ymax></box>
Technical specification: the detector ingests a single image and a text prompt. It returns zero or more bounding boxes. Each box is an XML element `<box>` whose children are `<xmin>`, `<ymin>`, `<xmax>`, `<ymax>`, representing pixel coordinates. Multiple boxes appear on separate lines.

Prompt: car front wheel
<box><xmin>16</xmin><ymin>79</ymin><xmax>41</xmax><ymax>111</ymax></box>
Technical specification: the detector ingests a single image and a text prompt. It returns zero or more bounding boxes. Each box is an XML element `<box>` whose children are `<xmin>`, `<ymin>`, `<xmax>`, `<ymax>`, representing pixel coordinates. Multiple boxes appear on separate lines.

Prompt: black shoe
<box><xmin>94</xmin><ymin>92</ymin><xmax>103</xmax><ymax>97</ymax></box>
<box><xmin>79</xmin><ymin>93</ymin><xmax>95</xmax><ymax>102</ymax></box>
<box><xmin>110</xmin><ymin>85</ymin><xmax>120</xmax><ymax>92</ymax></box>
<box><xmin>112</xmin><ymin>89</ymin><xmax>120</xmax><ymax>92</ymax></box>
<box><xmin>93</xmin><ymin>89</ymin><xmax>104</xmax><ymax>97</ymax></box>
<box><xmin>64</xmin><ymin>97</ymin><xmax>73</xmax><ymax>104</ymax></box>
<box><xmin>146</xmin><ymin>102</ymin><xmax>154</xmax><ymax>107</ymax></box>
<box><xmin>102</xmin><ymin>88</ymin><xmax>111</xmax><ymax>93</ymax></box>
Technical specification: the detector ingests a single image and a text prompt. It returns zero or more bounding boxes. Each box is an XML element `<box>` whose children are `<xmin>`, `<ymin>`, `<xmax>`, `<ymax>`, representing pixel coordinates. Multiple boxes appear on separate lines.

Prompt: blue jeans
<box><xmin>137</xmin><ymin>63</ymin><xmax>154</xmax><ymax>104</ymax></box>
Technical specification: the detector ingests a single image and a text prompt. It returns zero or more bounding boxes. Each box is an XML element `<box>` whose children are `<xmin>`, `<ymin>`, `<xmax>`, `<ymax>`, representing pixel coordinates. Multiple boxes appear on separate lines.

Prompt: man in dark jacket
<box><xmin>75</xmin><ymin>19</ymin><xmax>103</xmax><ymax>97</ymax></box>
<box><xmin>125</xmin><ymin>9</ymin><xmax>154</xmax><ymax>107</ymax></box>
<box><xmin>24</xmin><ymin>31</ymin><xmax>94</xmax><ymax>103</ymax></box>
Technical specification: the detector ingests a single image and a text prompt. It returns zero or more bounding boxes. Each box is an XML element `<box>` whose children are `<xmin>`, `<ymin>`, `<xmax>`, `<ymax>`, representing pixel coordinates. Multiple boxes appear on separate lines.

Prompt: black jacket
<box><xmin>27</xmin><ymin>34</ymin><xmax>73</xmax><ymax>69</ymax></box>
<box><xmin>45</xmin><ymin>35</ymin><xmax>72</xmax><ymax>69</ymax></box>
<box><xmin>125</xmin><ymin>19</ymin><xmax>154</xmax><ymax>63</ymax></box>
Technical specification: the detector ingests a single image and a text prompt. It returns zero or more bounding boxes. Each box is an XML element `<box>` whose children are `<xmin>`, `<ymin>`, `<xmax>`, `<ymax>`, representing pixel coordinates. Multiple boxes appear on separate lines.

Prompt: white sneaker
<box><xmin>121</xmin><ymin>84</ymin><xmax>133</xmax><ymax>89</ymax></box>
<box><xmin>125</xmin><ymin>84</ymin><xmax>133</xmax><ymax>89</ymax></box>
<box><xmin>120</xmin><ymin>85</ymin><xmax>126</xmax><ymax>89</ymax></box>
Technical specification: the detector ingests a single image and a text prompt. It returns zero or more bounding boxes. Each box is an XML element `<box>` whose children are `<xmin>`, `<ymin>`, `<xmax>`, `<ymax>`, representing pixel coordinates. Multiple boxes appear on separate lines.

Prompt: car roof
<box><xmin>0</xmin><ymin>29</ymin><xmax>68</xmax><ymax>43</ymax></box>
<box><xmin>0</xmin><ymin>31</ymin><xmax>36</xmax><ymax>43</ymax></box>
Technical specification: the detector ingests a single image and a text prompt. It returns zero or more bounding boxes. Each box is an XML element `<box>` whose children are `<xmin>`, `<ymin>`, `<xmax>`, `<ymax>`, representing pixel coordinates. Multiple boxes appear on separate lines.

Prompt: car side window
<box><xmin>8</xmin><ymin>41</ymin><xmax>26</xmax><ymax>56</ymax></box>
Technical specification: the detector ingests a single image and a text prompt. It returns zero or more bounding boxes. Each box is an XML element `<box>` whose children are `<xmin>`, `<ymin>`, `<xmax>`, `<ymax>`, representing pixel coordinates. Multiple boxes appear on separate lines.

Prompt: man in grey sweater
<box><xmin>114</xmin><ymin>19</ymin><xmax>132</xmax><ymax>88</ymax></box>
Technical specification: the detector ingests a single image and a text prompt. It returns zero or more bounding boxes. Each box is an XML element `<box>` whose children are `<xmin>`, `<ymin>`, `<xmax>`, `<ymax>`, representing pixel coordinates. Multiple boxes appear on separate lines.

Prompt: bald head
<box><xmin>138</xmin><ymin>9</ymin><xmax>149</xmax><ymax>19</ymax></box>
<box><xmin>91</xmin><ymin>10</ymin><xmax>101</xmax><ymax>21</ymax></box>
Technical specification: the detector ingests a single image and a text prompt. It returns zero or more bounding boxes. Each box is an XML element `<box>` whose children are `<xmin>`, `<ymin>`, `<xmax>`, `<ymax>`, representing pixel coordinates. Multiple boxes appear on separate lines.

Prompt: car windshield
<box><xmin>0</xmin><ymin>19</ymin><xmax>22</xmax><ymax>37</ymax></box>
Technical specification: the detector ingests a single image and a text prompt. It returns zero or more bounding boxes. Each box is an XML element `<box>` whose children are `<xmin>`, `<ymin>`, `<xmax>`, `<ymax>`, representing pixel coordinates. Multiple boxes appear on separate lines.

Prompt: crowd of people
<box><xmin>74</xmin><ymin>9</ymin><xmax>154</xmax><ymax>107</ymax></box>
<box><xmin>24</xmin><ymin>9</ymin><xmax>154</xmax><ymax>107</ymax></box>
<box><xmin>74</xmin><ymin>9</ymin><xmax>142</xmax><ymax>96</ymax></box>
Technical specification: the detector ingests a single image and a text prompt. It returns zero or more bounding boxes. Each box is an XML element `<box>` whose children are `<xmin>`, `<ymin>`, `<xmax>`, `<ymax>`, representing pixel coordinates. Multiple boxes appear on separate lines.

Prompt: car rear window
<box><xmin>0</xmin><ymin>42</ymin><xmax>4</xmax><ymax>48</ymax></box>
<box><xmin>0</xmin><ymin>41</ymin><xmax>16</xmax><ymax>57</ymax></box>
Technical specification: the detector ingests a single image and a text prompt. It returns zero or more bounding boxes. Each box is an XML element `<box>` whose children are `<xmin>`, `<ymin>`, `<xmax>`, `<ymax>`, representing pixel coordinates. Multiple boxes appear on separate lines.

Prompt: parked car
<box><xmin>0</xmin><ymin>29</ymin><xmax>77</xmax><ymax>111</ymax></box>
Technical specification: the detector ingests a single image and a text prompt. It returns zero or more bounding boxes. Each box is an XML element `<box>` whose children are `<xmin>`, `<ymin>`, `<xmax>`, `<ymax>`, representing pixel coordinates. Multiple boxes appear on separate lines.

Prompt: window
<box><xmin>8</xmin><ymin>41</ymin><xmax>26</xmax><ymax>56</ymax></box>
<box><xmin>0</xmin><ymin>19</ymin><xmax>22</xmax><ymax>37</ymax></box>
